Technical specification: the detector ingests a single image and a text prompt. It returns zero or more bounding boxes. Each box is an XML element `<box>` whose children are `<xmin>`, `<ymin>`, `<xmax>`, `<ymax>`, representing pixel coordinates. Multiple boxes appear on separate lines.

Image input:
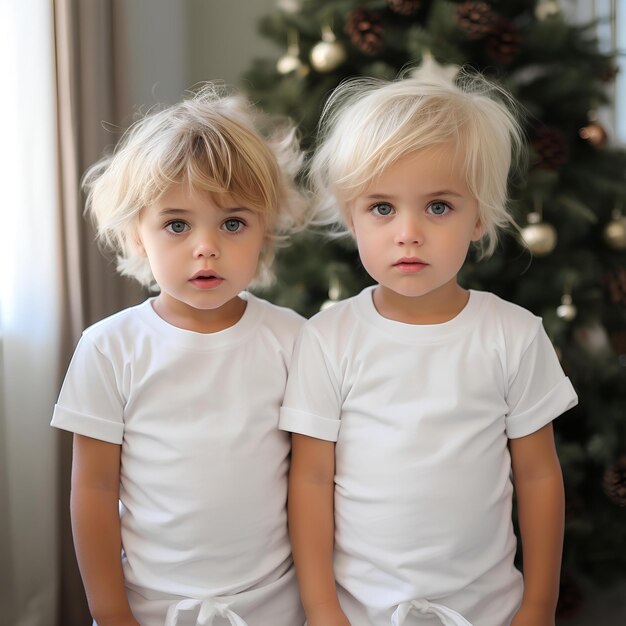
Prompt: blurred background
<box><xmin>1</xmin><ymin>1</ymin><xmax>625</xmax><ymax>624</ymax></box>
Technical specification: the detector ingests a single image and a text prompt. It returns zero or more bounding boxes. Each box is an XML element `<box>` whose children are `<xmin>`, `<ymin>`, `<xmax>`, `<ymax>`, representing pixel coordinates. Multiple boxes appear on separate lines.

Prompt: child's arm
<box><xmin>509</xmin><ymin>423</ymin><xmax>564</xmax><ymax>626</ymax></box>
<box><xmin>71</xmin><ymin>434</ymin><xmax>139</xmax><ymax>626</ymax></box>
<box><xmin>288</xmin><ymin>434</ymin><xmax>350</xmax><ymax>626</ymax></box>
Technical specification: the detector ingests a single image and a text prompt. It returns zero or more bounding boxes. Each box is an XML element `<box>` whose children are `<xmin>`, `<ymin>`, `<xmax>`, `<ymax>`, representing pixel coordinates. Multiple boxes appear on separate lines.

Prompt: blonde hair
<box><xmin>309</xmin><ymin>66</ymin><xmax>524</xmax><ymax>257</ymax></box>
<box><xmin>84</xmin><ymin>82</ymin><xmax>308</xmax><ymax>289</ymax></box>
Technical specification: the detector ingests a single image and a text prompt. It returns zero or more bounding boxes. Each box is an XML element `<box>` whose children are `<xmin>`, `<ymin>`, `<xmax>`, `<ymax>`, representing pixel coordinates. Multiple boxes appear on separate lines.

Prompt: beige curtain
<box><xmin>53</xmin><ymin>0</ymin><xmax>144</xmax><ymax>623</ymax></box>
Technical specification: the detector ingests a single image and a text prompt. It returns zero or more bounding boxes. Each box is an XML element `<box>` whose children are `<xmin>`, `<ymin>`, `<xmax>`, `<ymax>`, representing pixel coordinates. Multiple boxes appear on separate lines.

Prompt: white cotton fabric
<box><xmin>52</xmin><ymin>293</ymin><xmax>305</xmax><ymax>626</ymax></box>
<box><xmin>280</xmin><ymin>286</ymin><xmax>578</xmax><ymax>626</ymax></box>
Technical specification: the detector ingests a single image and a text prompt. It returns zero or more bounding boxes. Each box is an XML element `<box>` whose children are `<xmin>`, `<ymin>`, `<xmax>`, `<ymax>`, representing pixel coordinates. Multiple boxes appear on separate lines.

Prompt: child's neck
<box><xmin>152</xmin><ymin>294</ymin><xmax>247</xmax><ymax>333</ymax></box>
<box><xmin>372</xmin><ymin>283</ymin><xmax>469</xmax><ymax>325</ymax></box>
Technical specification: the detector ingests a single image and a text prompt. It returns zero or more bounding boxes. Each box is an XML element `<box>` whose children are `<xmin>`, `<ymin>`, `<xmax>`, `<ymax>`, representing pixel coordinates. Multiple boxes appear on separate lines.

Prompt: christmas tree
<box><xmin>243</xmin><ymin>0</ymin><xmax>626</xmax><ymax>619</ymax></box>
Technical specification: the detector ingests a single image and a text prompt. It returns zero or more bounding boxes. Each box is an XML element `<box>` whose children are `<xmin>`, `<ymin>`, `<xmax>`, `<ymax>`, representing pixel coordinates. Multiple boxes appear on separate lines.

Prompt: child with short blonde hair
<box><xmin>52</xmin><ymin>83</ymin><xmax>307</xmax><ymax>626</ymax></box>
<box><xmin>281</xmin><ymin>66</ymin><xmax>577</xmax><ymax>626</ymax></box>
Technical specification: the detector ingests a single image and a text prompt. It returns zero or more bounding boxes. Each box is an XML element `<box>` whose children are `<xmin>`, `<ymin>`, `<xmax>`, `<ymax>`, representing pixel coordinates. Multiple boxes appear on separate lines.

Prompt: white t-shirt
<box><xmin>52</xmin><ymin>293</ymin><xmax>305</xmax><ymax>626</ymax></box>
<box><xmin>280</xmin><ymin>287</ymin><xmax>578</xmax><ymax>626</ymax></box>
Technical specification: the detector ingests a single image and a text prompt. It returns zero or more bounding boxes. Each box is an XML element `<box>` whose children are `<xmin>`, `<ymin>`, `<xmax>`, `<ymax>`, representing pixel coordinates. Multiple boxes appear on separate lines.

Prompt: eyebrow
<box><xmin>157</xmin><ymin>206</ymin><xmax>254</xmax><ymax>216</ymax></box>
<box><xmin>362</xmin><ymin>190</ymin><xmax>465</xmax><ymax>200</ymax></box>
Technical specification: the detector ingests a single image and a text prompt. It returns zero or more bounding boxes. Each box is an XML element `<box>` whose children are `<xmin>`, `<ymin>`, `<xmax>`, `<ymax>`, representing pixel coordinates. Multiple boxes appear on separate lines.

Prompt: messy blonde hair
<box><xmin>309</xmin><ymin>66</ymin><xmax>524</xmax><ymax>257</ymax></box>
<box><xmin>83</xmin><ymin>82</ymin><xmax>308</xmax><ymax>289</ymax></box>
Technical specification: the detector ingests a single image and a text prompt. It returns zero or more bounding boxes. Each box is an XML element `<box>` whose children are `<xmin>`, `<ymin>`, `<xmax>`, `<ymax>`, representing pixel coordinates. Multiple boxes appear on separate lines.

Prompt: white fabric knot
<box><xmin>165</xmin><ymin>598</ymin><xmax>249</xmax><ymax>626</ymax></box>
<box><xmin>391</xmin><ymin>598</ymin><xmax>473</xmax><ymax>626</ymax></box>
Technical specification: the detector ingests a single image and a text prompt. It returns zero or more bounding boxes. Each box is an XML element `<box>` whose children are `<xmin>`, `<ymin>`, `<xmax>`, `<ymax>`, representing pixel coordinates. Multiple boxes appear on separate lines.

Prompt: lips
<box><xmin>393</xmin><ymin>257</ymin><xmax>428</xmax><ymax>274</ymax></box>
<box><xmin>189</xmin><ymin>270</ymin><xmax>224</xmax><ymax>289</ymax></box>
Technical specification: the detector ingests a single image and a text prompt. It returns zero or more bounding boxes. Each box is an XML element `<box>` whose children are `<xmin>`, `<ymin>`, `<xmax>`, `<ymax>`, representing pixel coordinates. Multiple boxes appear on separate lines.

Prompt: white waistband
<box><xmin>391</xmin><ymin>598</ymin><xmax>473</xmax><ymax>626</ymax></box>
<box><xmin>165</xmin><ymin>598</ymin><xmax>249</xmax><ymax>626</ymax></box>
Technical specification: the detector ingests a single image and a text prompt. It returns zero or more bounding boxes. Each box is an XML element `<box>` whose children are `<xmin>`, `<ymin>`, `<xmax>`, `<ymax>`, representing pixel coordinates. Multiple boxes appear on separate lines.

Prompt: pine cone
<box><xmin>556</xmin><ymin>572</ymin><xmax>584</xmax><ymax>620</ymax></box>
<box><xmin>603</xmin><ymin>267</ymin><xmax>626</xmax><ymax>305</ymax></box>
<box><xmin>603</xmin><ymin>456</ymin><xmax>626</xmax><ymax>506</ymax></box>
<box><xmin>345</xmin><ymin>9</ymin><xmax>385</xmax><ymax>55</ymax></box>
<box><xmin>532</xmin><ymin>126</ymin><xmax>569</xmax><ymax>170</ymax></box>
<box><xmin>485</xmin><ymin>17</ymin><xmax>522</xmax><ymax>64</ymax></box>
<box><xmin>610</xmin><ymin>330</ymin><xmax>626</xmax><ymax>356</ymax></box>
<box><xmin>455</xmin><ymin>2</ymin><xmax>497</xmax><ymax>40</ymax></box>
<box><xmin>599</xmin><ymin>63</ymin><xmax>619</xmax><ymax>83</ymax></box>
<box><xmin>388</xmin><ymin>0</ymin><xmax>422</xmax><ymax>16</ymax></box>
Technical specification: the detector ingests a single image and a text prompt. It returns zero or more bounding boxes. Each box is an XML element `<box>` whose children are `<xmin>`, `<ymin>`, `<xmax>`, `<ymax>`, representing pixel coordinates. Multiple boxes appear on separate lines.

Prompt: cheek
<box><xmin>349</xmin><ymin>210</ymin><xmax>373</xmax><ymax>239</ymax></box>
<box><xmin>354</xmin><ymin>230</ymin><xmax>383</xmax><ymax>272</ymax></box>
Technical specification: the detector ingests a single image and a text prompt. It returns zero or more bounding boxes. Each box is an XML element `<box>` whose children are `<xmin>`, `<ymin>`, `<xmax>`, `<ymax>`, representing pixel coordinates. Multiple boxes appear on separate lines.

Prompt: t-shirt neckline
<box><xmin>135</xmin><ymin>291</ymin><xmax>262</xmax><ymax>351</ymax></box>
<box><xmin>354</xmin><ymin>285</ymin><xmax>484</xmax><ymax>344</ymax></box>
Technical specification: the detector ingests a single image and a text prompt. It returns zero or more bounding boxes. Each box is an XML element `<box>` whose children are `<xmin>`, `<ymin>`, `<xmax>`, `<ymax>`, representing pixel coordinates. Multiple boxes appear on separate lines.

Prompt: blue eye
<box><xmin>372</xmin><ymin>203</ymin><xmax>394</xmax><ymax>216</ymax></box>
<box><xmin>166</xmin><ymin>220</ymin><xmax>189</xmax><ymax>234</ymax></box>
<box><xmin>428</xmin><ymin>202</ymin><xmax>450</xmax><ymax>216</ymax></box>
<box><xmin>223</xmin><ymin>218</ymin><xmax>244</xmax><ymax>233</ymax></box>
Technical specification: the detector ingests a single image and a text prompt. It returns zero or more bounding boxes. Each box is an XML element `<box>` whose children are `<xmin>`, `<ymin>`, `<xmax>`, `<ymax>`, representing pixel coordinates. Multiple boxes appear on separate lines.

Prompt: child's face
<box><xmin>136</xmin><ymin>183</ymin><xmax>265</xmax><ymax>331</ymax></box>
<box><xmin>349</xmin><ymin>145</ymin><xmax>483</xmax><ymax>319</ymax></box>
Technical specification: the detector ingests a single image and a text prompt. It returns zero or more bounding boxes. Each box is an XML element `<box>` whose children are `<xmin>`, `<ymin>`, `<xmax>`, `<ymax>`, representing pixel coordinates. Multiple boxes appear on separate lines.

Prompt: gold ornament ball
<box><xmin>579</xmin><ymin>122</ymin><xmax>607</xmax><ymax>147</ymax></box>
<box><xmin>320</xmin><ymin>278</ymin><xmax>342</xmax><ymax>311</ymax></box>
<box><xmin>277</xmin><ymin>52</ymin><xmax>302</xmax><ymax>75</ymax></box>
<box><xmin>310</xmin><ymin>40</ymin><xmax>346</xmax><ymax>73</ymax></box>
<box><xmin>277</xmin><ymin>0</ymin><xmax>302</xmax><ymax>14</ymax></box>
<box><xmin>603</xmin><ymin>215</ymin><xmax>626</xmax><ymax>250</ymax></box>
<box><xmin>574</xmin><ymin>323</ymin><xmax>611</xmax><ymax>354</ymax></box>
<box><xmin>521</xmin><ymin>215</ymin><xmax>557</xmax><ymax>256</ymax></box>
<box><xmin>556</xmin><ymin>295</ymin><xmax>577</xmax><ymax>321</ymax></box>
<box><xmin>320</xmin><ymin>299</ymin><xmax>338</xmax><ymax>311</ymax></box>
<box><xmin>535</xmin><ymin>0</ymin><xmax>560</xmax><ymax>20</ymax></box>
<box><xmin>556</xmin><ymin>303</ymin><xmax>577</xmax><ymax>321</ymax></box>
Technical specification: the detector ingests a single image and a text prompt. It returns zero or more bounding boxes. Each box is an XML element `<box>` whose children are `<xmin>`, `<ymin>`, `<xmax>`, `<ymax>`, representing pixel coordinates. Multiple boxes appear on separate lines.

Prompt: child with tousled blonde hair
<box><xmin>52</xmin><ymin>83</ymin><xmax>308</xmax><ymax>626</ymax></box>
<box><xmin>281</xmin><ymin>64</ymin><xmax>578</xmax><ymax>626</ymax></box>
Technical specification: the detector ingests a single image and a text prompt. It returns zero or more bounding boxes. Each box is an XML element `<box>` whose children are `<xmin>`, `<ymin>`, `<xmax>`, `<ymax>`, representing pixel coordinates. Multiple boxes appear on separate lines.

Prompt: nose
<box><xmin>394</xmin><ymin>212</ymin><xmax>424</xmax><ymax>246</ymax></box>
<box><xmin>193</xmin><ymin>230</ymin><xmax>220</xmax><ymax>259</ymax></box>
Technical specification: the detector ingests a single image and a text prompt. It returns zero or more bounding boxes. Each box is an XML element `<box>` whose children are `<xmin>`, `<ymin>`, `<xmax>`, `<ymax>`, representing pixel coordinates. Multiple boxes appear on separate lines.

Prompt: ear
<box><xmin>132</xmin><ymin>227</ymin><xmax>147</xmax><ymax>257</ymax></box>
<box><xmin>471</xmin><ymin>217</ymin><xmax>484</xmax><ymax>242</ymax></box>
<box><xmin>260</xmin><ymin>235</ymin><xmax>273</xmax><ymax>262</ymax></box>
<box><xmin>344</xmin><ymin>205</ymin><xmax>356</xmax><ymax>235</ymax></box>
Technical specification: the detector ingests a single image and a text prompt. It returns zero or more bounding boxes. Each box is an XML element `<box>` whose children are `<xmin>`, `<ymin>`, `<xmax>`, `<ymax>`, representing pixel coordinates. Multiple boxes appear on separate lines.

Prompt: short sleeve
<box><xmin>279</xmin><ymin>324</ymin><xmax>342</xmax><ymax>442</ymax></box>
<box><xmin>51</xmin><ymin>335</ymin><xmax>125</xmax><ymax>444</ymax></box>
<box><xmin>505</xmin><ymin>324</ymin><xmax>578</xmax><ymax>439</ymax></box>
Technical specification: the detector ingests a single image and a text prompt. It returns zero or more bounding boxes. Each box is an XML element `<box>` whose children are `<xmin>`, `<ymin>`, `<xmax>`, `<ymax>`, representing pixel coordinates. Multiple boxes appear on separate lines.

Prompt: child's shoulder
<box><xmin>70</xmin><ymin>300</ymin><xmax>155</xmax><ymax>363</ymax></box>
<box><xmin>81</xmin><ymin>299</ymin><xmax>151</xmax><ymax>341</ymax></box>
<box><xmin>473</xmin><ymin>290</ymin><xmax>542</xmax><ymax>334</ymax></box>
<box><xmin>246</xmin><ymin>292</ymin><xmax>306</xmax><ymax>336</ymax></box>
<box><xmin>300</xmin><ymin>290</ymin><xmax>363</xmax><ymax>338</ymax></box>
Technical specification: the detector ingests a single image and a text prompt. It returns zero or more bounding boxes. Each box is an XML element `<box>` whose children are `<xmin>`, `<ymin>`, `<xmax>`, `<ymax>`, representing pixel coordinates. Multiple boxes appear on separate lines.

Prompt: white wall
<box><xmin>116</xmin><ymin>0</ymin><xmax>279</xmax><ymax>115</ymax></box>
<box><xmin>115</xmin><ymin>0</ymin><xmax>188</xmax><ymax>113</ymax></box>
<box><xmin>185</xmin><ymin>0</ymin><xmax>279</xmax><ymax>88</ymax></box>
